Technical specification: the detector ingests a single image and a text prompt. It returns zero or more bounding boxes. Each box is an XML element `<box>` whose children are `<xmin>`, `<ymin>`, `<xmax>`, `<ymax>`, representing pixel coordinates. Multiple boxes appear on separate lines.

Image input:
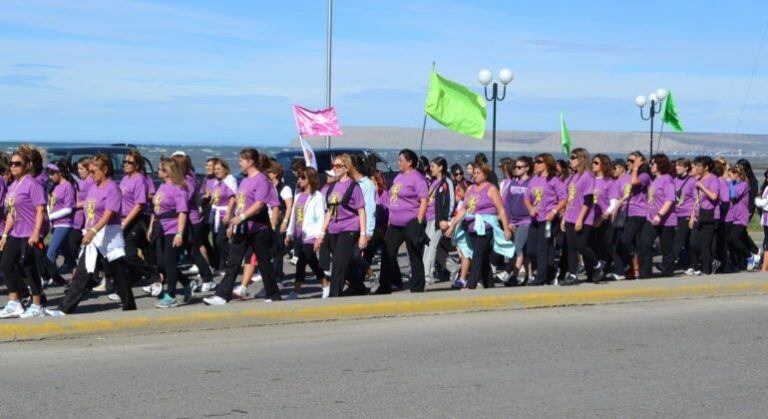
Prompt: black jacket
<box><xmin>431</xmin><ymin>178</ymin><xmax>451</xmax><ymax>230</ymax></box>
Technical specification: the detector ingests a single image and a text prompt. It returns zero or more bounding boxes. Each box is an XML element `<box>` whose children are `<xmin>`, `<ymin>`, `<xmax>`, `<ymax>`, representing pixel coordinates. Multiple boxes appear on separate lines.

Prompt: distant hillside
<box><xmin>291</xmin><ymin>127</ymin><xmax>768</xmax><ymax>155</ymax></box>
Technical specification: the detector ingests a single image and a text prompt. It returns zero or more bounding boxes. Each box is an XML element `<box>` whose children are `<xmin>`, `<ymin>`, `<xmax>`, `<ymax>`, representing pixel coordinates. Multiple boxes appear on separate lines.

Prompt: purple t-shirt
<box><xmin>327</xmin><ymin>178</ymin><xmax>365</xmax><ymax>234</ymax></box>
<box><xmin>153</xmin><ymin>182</ymin><xmax>189</xmax><ymax>235</ymax></box>
<box><xmin>464</xmin><ymin>183</ymin><xmax>496</xmax><ymax>233</ymax></box>
<box><xmin>185</xmin><ymin>173</ymin><xmax>202</xmax><ymax>225</ymax></box>
<box><xmin>674</xmin><ymin>176</ymin><xmax>696</xmax><ymax>219</ymax></box>
<box><xmin>34</xmin><ymin>173</ymin><xmax>47</xmax><ymax>187</ymax></box>
<box><xmin>203</xmin><ymin>176</ymin><xmax>217</xmax><ymax>196</ymax></box>
<box><xmin>593</xmin><ymin>177</ymin><xmax>617</xmax><ymax>219</ymax></box>
<box><xmin>387</xmin><ymin>170</ymin><xmax>428</xmax><ymax>227</ymax></box>
<box><xmin>84</xmin><ymin>179</ymin><xmax>122</xmax><ymax>230</ymax></box>
<box><xmin>505</xmin><ymin>178</ymin><xmax>531</xmax><ymax>226</ymax></box>
<box><xmin>425</xmin><ymin>179</ymin><xmax>449</xmax><ymax>222</ymax></box>
<box><xmin>696</xmin><ymin>174</ymin><xmax>721</xmax><ymax>219</ymax></box>
<box><xmin>49</xmin><ymin>180</ymin><xmax>75</xmax><ymax>227</ymax></box>
<box><xmin>293</xmin><ymin>192</ymin><xmax>313</xmax><ymax>244</ymax></box>
<box><xmin>6</xmin><ymin>176</ymin><xmax>45</xmax><ymax>238</ymax></box>
<box><xmin>119</xmin><ymin>173</ymin><xmax>148</xmax><ymax>220</ymax></box>
<box><xmin>74</xmin><ymin>177</ymin><xmax>95</xmax><ymax>229</ymax></box>
<box><xmin>235</xmin><ymin>173</ymin><xmax>279</xmax><ymax>233</ymax></box>
<box><xmin>525</xmin><ymin>175</ymin><xmax>566</xmax><ymax>223</ymax></box>
<box><xmin>564</xmin><ymin>171</ymin><xmax>596</xmax><ymax>225</ymax></box>
<box><xmin>618</xmin><ymin>172</ymin><xmax>651</xmax><ymax>218</ymax></box>
<box><xmin>718</xmin><ymin>178</ymin><xmax>730</xmax><ymax>222</ymax></box>
<box><xmin>728</xmin><ymin>181</ymin><xmax>750</xmax><ymax>226</ymax></box>
<box><xmin>647</xmin><ymin>174</ymin><xmax>677</xmax><ymax>227</ymax></box>
<box><xmin>210</xmin><ymin>178</ymin><xmax>236</xmax><ymax>222</ymax></box>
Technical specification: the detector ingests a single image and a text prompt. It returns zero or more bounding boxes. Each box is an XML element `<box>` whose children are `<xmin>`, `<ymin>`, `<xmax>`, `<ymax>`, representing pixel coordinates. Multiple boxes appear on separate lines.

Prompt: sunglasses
<box><xmin>89</xmin><ymin>170</ymin><xmax>97</xmax><ymax>174</ymax></box>
<box><xmin>299</xmin><ymin>175</ymin><xmax>307</xmax><ymax>180</ymax></box>
<box><xmin>10</xmin><ymin>161</ymin><xmax>23</xmax><ymax>167</ymax></box>
<box><xmin>453</xmin><ymin>172</ymin><xmax>463</xmax><ymax>176</ymax></box>
<box><xmin>515</xmin><ymin>165</ymin><xmax>526</xmax><ymax>170</ymax></box>
<box><xmin>332</xmin><ymin>164</ymin><xmax>344</xmax><ymax>169</ymax></box>
<box><xmin>569</xmin><ymin>155</ymin><xmax>577</xmax><ymax>160</ymax></box>
<box><xmin>123</xmin><ymin>160</ymin><xmax>135</xmax><ymax>166</ymax></box>
<box><xmin>534</xmin><ymin>160</ymin><xmax>544</xmax><ymax>164</ymax></box>
<box><xmin>627</xmin><ymin>159</ymin><xmax>636</xmax><ymax>164</ymax></box>
<box><xmin>592</xmin><ymin>161</ymin><xmax>600</xmax><ymax>165</ymax></box>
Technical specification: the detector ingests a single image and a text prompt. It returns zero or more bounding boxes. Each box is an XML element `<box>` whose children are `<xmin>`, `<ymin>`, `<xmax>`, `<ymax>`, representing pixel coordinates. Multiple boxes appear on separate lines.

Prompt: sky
<box><xmin>2</xmin><ymin>0</ymin><xmax>768</xmax><ymax>146</ymax></box>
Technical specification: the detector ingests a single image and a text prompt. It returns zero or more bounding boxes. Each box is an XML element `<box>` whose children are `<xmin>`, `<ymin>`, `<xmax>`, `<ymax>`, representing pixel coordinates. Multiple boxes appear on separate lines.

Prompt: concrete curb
<box><xmin>2</xmin><ymin>279</ymin><xmax>768</xmax><ymax>342</ymax></box>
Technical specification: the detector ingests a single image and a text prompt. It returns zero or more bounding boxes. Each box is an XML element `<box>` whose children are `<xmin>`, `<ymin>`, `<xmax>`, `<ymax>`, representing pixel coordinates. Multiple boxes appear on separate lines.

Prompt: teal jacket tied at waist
<box><xmin>453</xmin><ymin>213</ymin><xmax>515</xmax><ymax>259</ymax></box>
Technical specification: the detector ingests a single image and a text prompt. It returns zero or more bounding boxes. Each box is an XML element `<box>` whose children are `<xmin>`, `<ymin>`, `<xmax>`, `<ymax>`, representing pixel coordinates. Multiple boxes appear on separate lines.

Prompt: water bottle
<box><xmin>545</xmin><ymin>221</ymin><xmax>552</xmax><ymax>238</ymax></box>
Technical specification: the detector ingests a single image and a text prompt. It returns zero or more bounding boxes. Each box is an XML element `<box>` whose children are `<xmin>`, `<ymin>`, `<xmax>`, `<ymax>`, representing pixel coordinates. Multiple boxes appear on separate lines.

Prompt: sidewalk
<box><xmin>1</xmin><ymin>272</ymin><xmax>767</xmax><ymax>342</ymax></box>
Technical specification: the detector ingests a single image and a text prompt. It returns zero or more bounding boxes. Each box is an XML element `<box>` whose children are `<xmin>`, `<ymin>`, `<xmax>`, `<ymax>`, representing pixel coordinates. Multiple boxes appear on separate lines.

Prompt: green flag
<box><xmin>662</xmin><ymin>90</ymin><xmax>684</xmax><ymax>132</ymax></box>
<box><xmin>425</xmin><ymin>70</ymin><xmax>487</xmax><ymax>139</ymax></box>
<box><xmin>560</xmin><ymin>113</ymin><xmax>571</xmax><ymax>155</ymax></box>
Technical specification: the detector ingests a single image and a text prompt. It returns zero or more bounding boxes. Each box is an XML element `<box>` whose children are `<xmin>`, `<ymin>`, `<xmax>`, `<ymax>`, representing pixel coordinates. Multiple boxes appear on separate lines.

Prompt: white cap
<box><xmin>171</xmin><ymin>151</ymin><xmax>187</xmax><ymax>157</ymax></box>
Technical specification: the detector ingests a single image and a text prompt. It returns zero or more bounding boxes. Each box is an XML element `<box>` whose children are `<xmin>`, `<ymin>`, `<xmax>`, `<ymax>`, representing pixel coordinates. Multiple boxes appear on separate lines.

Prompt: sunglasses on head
<box><xmin>10</xmin><ymin>161</ymin><xmax>23</xmax><ymax>167</ymax></box>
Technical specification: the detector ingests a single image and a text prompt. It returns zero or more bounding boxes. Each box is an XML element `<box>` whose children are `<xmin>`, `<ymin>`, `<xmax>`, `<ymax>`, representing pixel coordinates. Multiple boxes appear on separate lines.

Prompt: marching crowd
<box><xmin>0</xmin><ymin>144</ymin><xmax>765</xmax><ymax>318</ymax></box>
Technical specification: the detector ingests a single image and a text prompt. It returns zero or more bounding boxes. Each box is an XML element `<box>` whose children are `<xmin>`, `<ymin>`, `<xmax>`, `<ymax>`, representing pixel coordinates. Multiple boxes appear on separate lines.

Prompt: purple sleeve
<box><xmin>134</xmin><ymin>178</ymin><xmax>148</xmax><ymax>205</ymax></box>
<box><xmin>350</xmin><ymin>184</ymin><xmax>365</xmax><ymax>210</ymax></box>
<box><xmin>63</xmin><ymin>183</ymin><xmax>76</xmax><ymax>207</ymax></box>
<box><xmin>29</xmin><ymin>183</ymin><xmax>46</xmax><ymax>207</ymax></box>
<box><xmin>663</xmin><ymin>182</ymin><xmax>675</xmax><ymax>204</ymax></box>
<box><xmin>553</xmin><ymin>178</ymin><xmax>567</xmax><ymax>201</ymax></box>
<box><xmin>415</xmin><ymin>174</ymin><xmax>428</xmax><ymax>200</ymax></box>
<box><xmin>105</xmin><ymin>184</ymin><xmax>121</xmax><ymax>213</ymax></box>
<box><xmin>252</xmin><ymin>177</ymin><xmax>271</xmax><ymax>204</ymax></box>
<box><xmin>583</xmin><ymin>175</ymin><xmax>595</xmax><ymax>196</ymax></box>
<box><xmin>719</xmin><ymin>181</ymin><xmax>729</xmax><ymax>202</ymax></box>
<box><xmin>639</xmin><ymin>172</ymin><xmax>651</xmax><ymax>187</ymax></box>
<box><xmin>736</xmin><ymin>182</ymin><xmax>749</xmax><ymax>199</ymax></box>
<box><xmin>175</xmin><ymin>188</ymin><xmax>189</xmax><ymax>213</ymax></box>
<box><xmin>609</xmin><ymin>181</ymin><xmax>618</xmax><ymax>200</ymax></box>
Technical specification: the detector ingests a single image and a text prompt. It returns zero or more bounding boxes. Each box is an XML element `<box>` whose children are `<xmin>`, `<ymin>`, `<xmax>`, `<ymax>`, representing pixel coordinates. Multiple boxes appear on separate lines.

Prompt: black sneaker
<box><xmin>560</xmin><ymin>273</ymin><xmax>580</xmax><ymax>286</ymax></box>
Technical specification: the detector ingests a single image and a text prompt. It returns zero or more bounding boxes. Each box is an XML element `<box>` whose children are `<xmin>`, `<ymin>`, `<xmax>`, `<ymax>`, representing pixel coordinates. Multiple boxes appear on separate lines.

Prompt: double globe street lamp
<box><xmin>635</xmin><ymin>88</ymin><xmax>668</xmax><ymax>156</ymax></box>
<box><xmin>478</xmin><ymin>68</ymin><xmax>514</xmax><ymax>166</ymax></box>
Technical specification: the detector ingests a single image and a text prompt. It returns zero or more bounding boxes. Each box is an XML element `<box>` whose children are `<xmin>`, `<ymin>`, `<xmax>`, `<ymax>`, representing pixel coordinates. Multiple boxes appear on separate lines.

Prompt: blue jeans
<box><xmin>47</xmin><ymin>226</ymin><xmax>74</xmax><ymax>267</ymax></box>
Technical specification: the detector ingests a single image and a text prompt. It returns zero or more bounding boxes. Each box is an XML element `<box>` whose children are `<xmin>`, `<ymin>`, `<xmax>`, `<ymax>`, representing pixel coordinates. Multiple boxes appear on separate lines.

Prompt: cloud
<box><xmin>526</xmin><ymin>39</ymin><xmax>645</xmax><ymax>53</ymax></box>
<box><xmin>10</xmin><ymin>63</ymin><xmax>65</xmax><ymax>69</ymax></box>
<box><xmin>0</xmin><ymin>74</ymin><xmax>49</xmax><ymax>88</ymax></box>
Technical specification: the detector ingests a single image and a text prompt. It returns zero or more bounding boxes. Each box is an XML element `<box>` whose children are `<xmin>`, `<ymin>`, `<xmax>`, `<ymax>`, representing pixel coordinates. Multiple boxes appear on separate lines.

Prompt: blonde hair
<box><xmin>161</xmin><ymin>159</ymin><xmax>188</xmax><ymax>189</ymax></box>
<box><xmin>570</xmin><ymin>148</ymin><xmax>589</xmax><ymax>174</ymax></box>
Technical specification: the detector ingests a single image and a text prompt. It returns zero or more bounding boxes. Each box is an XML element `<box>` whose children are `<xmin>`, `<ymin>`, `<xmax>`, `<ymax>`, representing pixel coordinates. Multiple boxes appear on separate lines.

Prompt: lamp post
<box><xmin>478</xmin><ymin>68</ymin><xmax>513</xmax><ymax>166</ymax></box>
<box><xmin>635</xmin><ymin>88</ymin><xmax>667</xmax><ymax>156</ymax></box>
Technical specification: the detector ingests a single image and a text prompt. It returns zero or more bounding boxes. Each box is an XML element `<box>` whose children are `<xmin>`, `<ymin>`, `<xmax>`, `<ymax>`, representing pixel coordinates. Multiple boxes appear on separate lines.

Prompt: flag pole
<box><xmin>419</xmin><ymin>61</ymin><xmax>436</xmax><ymax>155</ymax></box>
<box><xmin>325</xmin><ymin>0</ymin><xmax>333</xmax><ymax>150</ymax></box>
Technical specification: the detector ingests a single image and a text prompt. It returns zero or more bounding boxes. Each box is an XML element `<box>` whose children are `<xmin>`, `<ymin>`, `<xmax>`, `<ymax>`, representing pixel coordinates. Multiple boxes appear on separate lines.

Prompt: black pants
<box><xmin>620</xmin><ymin>216</ymin><xmax>646</xmax><ymax>264</ymax></box>
<box><xmin>565</xmin><ymin>223</ymin><xmax>596</xmax><ymax>280</ymax></box>
<box><xmin>123</xmin><ymin>216</ymin><xmax>159</xmax><ymax>284</ymax></box>
<box><xmin>689</xmin><ymin>222</ymin><xmax>717</xmax><ymax>274</ymax></box>
<box><xmin>467</xmin><ymin>230</ymin><xmax>494</xmax><ymax>289</ymax></box>
<box><xmin>273</xmin><ymin>231</ymin><xmax>287</xmax><ymax>280</ymax></box>
<box><xmin>214</xmin><ymin>227</ymin><xmax>230</xmax><ymax>271</ymax></box>
<box><xmin>610</xmin><ymin>226</ymin><xmax>624</xmax><ymax>275</ymax></box>
<box><xmin>187</xmin><ymin>222</ymin><xmax>213</xmax><ymax>282</ymax></box>
<box><xmin>319</xmin><ymin>238</ymin><xmax>332</xmax><ymax>272</ymax></box>
<box><xmin>295</xmin><ymin>243</ymin><xmax>326</xmax><ymax>284</ymax></box>
<box><xmin>379</xmin><ymin>222</ymin><xmax>426</xmax><ymax>293</ymax></box>
<box><xmin>672</xmin><ymin>217</ymin><xmax>691</xmax><ymax>269</ymax></box>
<box><xmin>590</xmin><ymin>221</ymin><xmax>612</xmax><ymax>268</ymax></box>
<box><xmin>216</xmin><ymin>229</ymin><xmax>280</xmax><ymax>301</ymax></box>
<box><xmin>639</xmin><ymin>223</ymin><xmax>675</xmax><ymax>278</ymax></box>
<box><xmin>527</xmin><ymin>220</ymin><xmax>556</xmax><ymax>285</ymax></box>
<box><xmin>435</xmin><ymin>235</ymin><xmax>453</xmax><ymax>282</ymax></box>
<box><xmin>728</xmin><ymin>224</ymin><xmax>750</xmax><ymax>270</ymax></box>
<box><xmin>68</xmin><ymin>228</ymin><xmax>83</xmax><ymax>266</ymax></box>
<box><xmin>159</xmin><ymin>234</ymin><xmax>191</xmax><ymax>298</ymax></box>
<box><xmin>742</xmin><ymin>225</ymin><xmax>759</xmax><ymax>254</ymax></box>
<box><xmin>329</xmin><ymin>231</ymin><xmax>367</xmax><ymax>297</ymax></box>
<box><xmin>714</xmin><ymin>221</ymin><xmax>727</xmax><ymax>272</ymax></box>
<box><xmin>199</xmin><ymin>221</ymin><xmax>218</xmax><ymax>270</ymax></box>
<box><xmin>0</xmin><ymin>236</ymin><xmax>42</xmax><ymax>296</ymax></box>
<box><xmin>59</xmin><ymin>255</ymin><xmax>136</xmax><ymax>314</ymax></box>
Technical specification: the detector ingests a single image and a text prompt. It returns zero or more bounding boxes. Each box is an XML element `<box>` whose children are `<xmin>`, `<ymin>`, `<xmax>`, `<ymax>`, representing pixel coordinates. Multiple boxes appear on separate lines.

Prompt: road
<box><xmin>4</xmin><ymin>297</ymin><xmax>768</xmax><ymax>418</ymax></box>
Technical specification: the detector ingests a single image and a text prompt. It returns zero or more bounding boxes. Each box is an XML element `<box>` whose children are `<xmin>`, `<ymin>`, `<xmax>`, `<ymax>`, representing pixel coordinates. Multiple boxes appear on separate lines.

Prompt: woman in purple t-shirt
<box><xmin>726</xmin><ymin>165</ymin><xmax>751</xmax><ymax>270</ymax></box>
<box><xmin>210</xmin><ymin>159</ymin><xmax>237</xmax><ymax>276</ymax></box>
<box><xmin>672</xmin><ymin>158</ymin><xmax>696</xmax><ymax>271</ymax></box>
<box><xmin>638</xmin><ymin>154</ymin><xmax>677</xmax><ymax>278</ymax></box>
<box><xmin>149</xmin><ymin>159</ymin><xmax>195</xmax><ymax>308</ymax></box>
<box><xmin>204</xmin><ymin>149</ymin><xmax>281</xmax><ymax>305</ymax></box>
<box><xmin>43</xmin><ymin>160</ymin><xmax>77</xmax><ymax>286</ymax></box>
<box><xmin>70</xmin><ymin>157</ymin><xmax>94</xmax><ymax>261</ymax></box>
<box><xmin>319</xmin><ymin>154</ymin><xmax>367</xmax><ymax>297</ymax></box>
<box><xmin>524</xmin><ymin>153</ymin><xmax>567</xmax><ymax>286</ymax></box>
<box><xmin>0</xmin><ymin>150</ymin><xmax>47</xmax><ymax>318</ymax></box>
<box><xmin>614</xmin><ymin>151</ymin><xmax>652</xmax><ymax>279</ymax></box>
<box><xmin>687</xmin><ymin>156</ymin><xmax>720</xmax><ymax>275</ymax></box>
<box><xmin>55</xmin><ymin>153</ymin><xmax>137</xmax><ymax>315</ymax></box>
<box><xmin>498</xmin><ymin>156</ymin><xmax>533</xmax><ymax>286</ymax></box>
<box><xmin>377</xmin><ymin>149</ymin><xmax>428</xmax><ymax>294</ymax></box>
<box><xmin>560</xmin><ymin>148</ymin><xmax>601</xmax><ymax>285</ymax></box>
<box><xmin>590</xmin><ymin>153</ymin><xmax>619</xmax><ymax>277</ymax></box>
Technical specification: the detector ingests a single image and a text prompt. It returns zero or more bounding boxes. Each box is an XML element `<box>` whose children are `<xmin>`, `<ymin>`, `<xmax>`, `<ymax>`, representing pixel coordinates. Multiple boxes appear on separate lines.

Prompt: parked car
<box><xmin>274</xmin><ymin>148</ymin><xmax>396</xmax><ymax>187</ymax></box>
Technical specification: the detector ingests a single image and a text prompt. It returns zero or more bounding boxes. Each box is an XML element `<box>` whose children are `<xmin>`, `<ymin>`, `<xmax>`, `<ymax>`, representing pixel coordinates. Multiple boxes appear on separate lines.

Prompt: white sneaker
<box><xmin>201</xmin><ymin>281</ymin><xmax>217</xmax><ymax>292</ymax></box>
<box><xmin>322</xmin><ymin>285</ymin><xmax>330</xmax><ymax>299</ymax></box>
<box><xmin>748</xmin><ymin>253</ymin><xmax>762</xmax><ymax>271</ymax></box>
<box><xmin>684</xmin><ymin>268</ymin><xmax>701</xmax><ymax>276</ymax></box>
<box><xmin>19</xmin><ymin>304</ymin><xmax>44</xmax><ymax>319</ymax></box>
<box><xmin>142</xmin><ymin>285</ymin><xmax>152</xmax><ymax>293</ymax></box>
<box><xmin>0</xmin><ymin>301</ymin><xmax>24</xmax><ymax>319</ymax></box>
<box><xmin>233</xmin><ymin>285</ymin><xmax>249</xmax><ymax>299</ymax></box>
<box><xmin>252</xmin><ymin>273</ymin><xmax>263</xmax><ymax>282</ymax></box>
<box><xmin>289</xmin><ymin>256</ymin><xmax>299</xmax><ymax>265</ymax></box>
<box><xmin>185</xmin><ymin>265</ymin><xmax>200</xmax><ymax>275</ymax></box>
<box><xmin>93</xmin><ymin>278</ymin><xmax>107</xmax><ymax>292</ymax></box>
<box><xmin>107</xmin><ymin>293</ymin><xmax>121</xmax><ymax>302</ymax></box>
<box><xmin>149</xmin><ymin>282</ymin><xmax>162</xmax><ymax>297</ymax></box>
<box><xmin>495</xmin><ymin>271</ymin><xmax>510</xmax><ymax>282</ymax></box>
<box><xmin>203</xmin><ymin>295</ymin><xmax>227</xmax><ymax>306</ymax></box>
<box><xmin>44</xmin><ymin>308</ymin><xmax>66</xmax><ymax>317</ymax></box>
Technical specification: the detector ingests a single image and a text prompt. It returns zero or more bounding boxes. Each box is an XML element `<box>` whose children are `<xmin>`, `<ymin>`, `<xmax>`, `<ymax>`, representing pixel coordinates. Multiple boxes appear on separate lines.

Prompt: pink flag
<box><xmin>292</xmin><ymin>105</ymin><xmax>343</xmax><ymax>137</ymax></box>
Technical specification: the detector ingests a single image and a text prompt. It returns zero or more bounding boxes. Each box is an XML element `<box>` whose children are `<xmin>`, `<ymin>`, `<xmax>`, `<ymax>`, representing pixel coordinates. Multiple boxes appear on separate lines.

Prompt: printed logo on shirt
<box><xmin>328</xmin><ymin>192</ymin><xmax>341</xmax><ymax>219</ymax></box>
<box><xmin>236</xmin><ymin>193</ymin><xmax>246</xmax><ymax>211</ymax></box>
<box><xmin>648</xmin><ymin>187</ymin><xmax>655</xmax><ymax>204</ymax></box>
<box><xmin>623</xmin><ymin>183</ymin><xmax>631</xmax><ymax>199</ymax></box>
<box><xmin>85</xmin><ymin>199</ymin><xmax>95</xmax><ymax>224</ymax></box>
<box><xmin>212</xmin><ymin>189</ymin><xmax>221</xmax><ymax>206</ymax></box>
<box><xmin>467</xmin><ymin>196</ymin><xmax>477</xmax><ymax>213</ymax></box>
<box><xmin>6</xmin><ymin>195</ymin><xmax>15</xmax><ymax>218</ymax></box>
<box><xmin>48</xmin><ymin>193</ymin><xmax>56</xmax><ymax>212</ymax></box>
<box><xmin>567</xmin><ymin>184</ymin><xmax>576</xmax><ymax>208</ymax></box>
<box><xmin>153</xmin><ymin>192</ymin><xmax>163</xmax><ymax>212</ymax></box>
<box><xmin>532</xmin><ymin>187</ymin><xmax>543</xmax><ymax>207</ymax></box>
<box><xmin>593</xmin><ymin>188</ymin><xmax>600</xmax><ymax>204</ymax></box>
<box><xmin>296</xmin><ymin>207</ymin><xmax>304</xmax><ymax>225</ymax></box>
<box><xmin>389</xmin><ymin>183</ymin><xmax>402</xmax><ymax>204</ymax></box>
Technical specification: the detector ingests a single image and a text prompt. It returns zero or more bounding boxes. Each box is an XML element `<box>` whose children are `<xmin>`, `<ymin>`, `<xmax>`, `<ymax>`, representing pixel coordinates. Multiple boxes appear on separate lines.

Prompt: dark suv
<box><xmin>46</xmin><ymin>143</ymin><xmax>159</xmax><ymax>185</ymax></box>
<box><xmin>275</xmin><ymin>148</ymin><xmax>396</xmax><ymax>187</ymax></box>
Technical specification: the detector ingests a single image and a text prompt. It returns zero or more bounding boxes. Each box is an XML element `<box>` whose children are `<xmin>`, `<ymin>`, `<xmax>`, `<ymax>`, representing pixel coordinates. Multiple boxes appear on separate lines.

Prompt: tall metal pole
<box><xmin>491</xmin><ymin>82</ymin><xmax>498</xmax><ymax>166</ymax></box>
<box><xmin>325</xmin><ymin>0</ymin><xmax>333</xmax><ymax>149</ymax></box>
<box><xmin>649</xmin><ymin>99</ymin><xmax>655</xmax><ymax>157</ymax></box>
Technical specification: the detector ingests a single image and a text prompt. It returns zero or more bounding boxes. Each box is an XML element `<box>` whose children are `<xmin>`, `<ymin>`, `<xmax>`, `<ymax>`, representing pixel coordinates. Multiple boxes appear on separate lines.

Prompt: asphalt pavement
<box><xmin>4</xmin><ymin>296</ymin><xmax>768</xmax><ymax>417</ymax></box>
